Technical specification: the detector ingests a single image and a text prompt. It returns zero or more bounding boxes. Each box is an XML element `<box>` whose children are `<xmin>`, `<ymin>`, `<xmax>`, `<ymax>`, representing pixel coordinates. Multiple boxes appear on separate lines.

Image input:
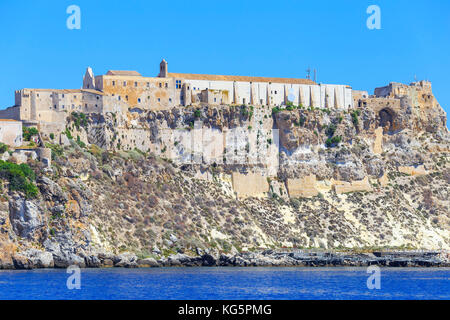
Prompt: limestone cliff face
<box><xmin>0</xmin><ymin>81</ymin><xmax>449</xmax><ymax>268</ymax></box>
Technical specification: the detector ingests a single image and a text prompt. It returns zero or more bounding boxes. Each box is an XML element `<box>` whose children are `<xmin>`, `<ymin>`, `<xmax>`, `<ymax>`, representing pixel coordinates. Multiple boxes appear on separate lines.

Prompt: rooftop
<box><xmin>106</xmin><ymin>70</ymin><xmax>142</xmax><ymax>76</ymax></box>
<box><xmin>167</xmin><ymin>72</ymin><xmax>316</xmax><ymax>85</ymax></box>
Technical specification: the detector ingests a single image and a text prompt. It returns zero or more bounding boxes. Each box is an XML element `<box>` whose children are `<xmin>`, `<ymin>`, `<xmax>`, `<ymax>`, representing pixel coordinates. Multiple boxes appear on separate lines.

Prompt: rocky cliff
<box><xmin>0</xmin><ymin>81</ymin><xmax>449</xmax><ymax>269</ymax></box>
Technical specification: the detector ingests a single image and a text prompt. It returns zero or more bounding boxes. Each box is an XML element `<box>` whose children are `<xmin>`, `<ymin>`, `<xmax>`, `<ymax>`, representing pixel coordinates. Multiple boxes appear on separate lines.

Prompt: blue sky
<box><xmin>0</xmin><ymin>0</ymin><xmax>449</xmax><ymax>127</ymax></box>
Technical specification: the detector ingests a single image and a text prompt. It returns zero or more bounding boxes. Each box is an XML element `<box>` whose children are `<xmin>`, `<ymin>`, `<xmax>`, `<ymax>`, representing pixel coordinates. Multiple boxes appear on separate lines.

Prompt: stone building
<box><xmin>0</xmin><ymin>59</ymin><xmax>356</xmax><ymax>137</ymax></box>
<box><xmin>0</xmin><ymin>119</ymin><xmax>22</xmax><ymax>147</ymax></box>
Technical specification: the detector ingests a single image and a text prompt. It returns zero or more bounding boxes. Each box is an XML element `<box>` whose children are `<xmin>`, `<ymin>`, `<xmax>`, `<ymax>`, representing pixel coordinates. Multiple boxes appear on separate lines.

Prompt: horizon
<box><xmin>0</xmin><ymin>0</ymin><xmax>449</xmax><ymax>127</ymax></box>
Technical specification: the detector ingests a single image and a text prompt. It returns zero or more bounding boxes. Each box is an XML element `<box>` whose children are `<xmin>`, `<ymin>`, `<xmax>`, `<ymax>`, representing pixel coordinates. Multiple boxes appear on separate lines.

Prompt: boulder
<box><xmin>37</xmin><ymin>176</ymin><xmax>68</xmax><ymax>203</ymax></box>
<box><xmin>9</xmin><ymin>195</ymin><xmax>43</xmax><ymax>239</ymax></box>
<box><xmin>13</xmin><ymin>249</ymin><xmax>54</xmax><ymax>269</ymax></box>
<box><xmin>137</xmin><ymin>257</ymin><xmax>159</xmax><ymax>267</ymax></box>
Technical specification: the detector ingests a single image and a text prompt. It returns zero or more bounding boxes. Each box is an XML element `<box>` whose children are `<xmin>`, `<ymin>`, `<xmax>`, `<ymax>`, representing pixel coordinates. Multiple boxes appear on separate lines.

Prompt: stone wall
<box><xmin>398</xmin><ymin>165</ymin><xmax>427</xmax><ymax>176</ymax></box>
<box><xmin>333</xmin><ymin>177</ymin><xmax>373</xmax><ymax>194</ymax></box>
<box><xmin>0</xmin><ymin>120</ymin><xmax>22</xmax><ymax>147</ymax></box>
<box><xmin>286</xmin><ymin>175</ymin><xmax>318</xmax><ymax>197</ymax></box>
<box><xmin>231</xmin><ymin>172</ymin><xmax>269</xmax><ymax>198</ymax></box>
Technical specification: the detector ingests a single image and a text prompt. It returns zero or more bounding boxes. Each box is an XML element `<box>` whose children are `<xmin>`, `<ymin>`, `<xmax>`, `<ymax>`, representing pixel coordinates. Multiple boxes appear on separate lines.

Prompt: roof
<box><xmin>167</xmin><ymin>72</ymin><xmax>316</xmax><ymax>85</ymax></box>
<box><xmin>20</xmin><ymin>89</ymin><xmax>104</xmax><ymax>95</ymax></box>
<box><xmin>106</xmin><ymin>70</ymin><xmax>142</xmax><ymax>76</ymax></box>
<box><xmin>0</xmin><ymin>119</ymin><xmax>21</xmax><ymax>122</ymax></box>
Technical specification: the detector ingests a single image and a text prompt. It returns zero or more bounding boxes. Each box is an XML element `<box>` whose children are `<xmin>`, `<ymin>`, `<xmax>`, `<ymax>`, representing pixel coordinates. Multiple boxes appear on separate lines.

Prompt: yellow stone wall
<box><xmin>231</xmin><ymin>172</ymin><xmax>269</xmax><ymax>198</ymax></box>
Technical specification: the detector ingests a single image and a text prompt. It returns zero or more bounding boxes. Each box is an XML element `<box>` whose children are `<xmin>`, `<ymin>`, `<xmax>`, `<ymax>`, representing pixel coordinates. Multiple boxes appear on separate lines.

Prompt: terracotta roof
<box><xmin>167</xmin><ymin>72</ymin><xmax>316</xmax><ymax>85</ymax></box>
<box><xmin>21</xmin><ymin>89</ymin><xmax>104</xmax><ymax>95</ymax></box>
<box><xmin>0</xmin><ymin>119</ymin><xmax>21</xmax><ymax>122</ymax></box>
<box><xmin>106</xmin><ymin>70</ymin><xmax>142</xmax><ymax>76</ymax></box>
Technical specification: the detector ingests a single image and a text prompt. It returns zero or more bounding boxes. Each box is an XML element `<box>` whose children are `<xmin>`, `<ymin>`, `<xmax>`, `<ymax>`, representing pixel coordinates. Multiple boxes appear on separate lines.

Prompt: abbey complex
<box><xmin>0</xmin><ymin>59</ymin><xmax>448</xmax><ymax>268</ymax></box>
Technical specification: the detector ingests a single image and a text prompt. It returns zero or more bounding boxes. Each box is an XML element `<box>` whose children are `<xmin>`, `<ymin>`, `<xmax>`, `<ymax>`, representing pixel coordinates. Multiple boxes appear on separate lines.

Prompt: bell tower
<box><xmin>159</xmin><ymin>59</ymin><xmax>168</xmax><ymax>78</ymax></box>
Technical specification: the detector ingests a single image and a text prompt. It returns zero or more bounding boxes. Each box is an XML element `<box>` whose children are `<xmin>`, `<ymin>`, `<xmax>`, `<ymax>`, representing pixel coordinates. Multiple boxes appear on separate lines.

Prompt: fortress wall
<box><xmin>333</xmin><ymin>177</ymin><xmax>373</xmax><ymax>194</ymax></box>
<box><xmin>287</xmin><ymin>175</ymin><xmax>375</xmax><ymax>198</ymax></box>
<box><xmin>231</xmin><ymin>171</ymin><xmax>269</xmax><ymax>198</ymax></box>
<box><xmin>398</xmin><ymin>165</ymin><xmax>427</xmax><ymax>176</ymax></box>
<box><xmin>0</xmin><ymin>106</ymin><xmax>21</xmax><ymax>121</ymax></box>
<box><xmin>0</xmin><ymin>120</ymin><xmax>22</xmax><ymax>147</ymax></box>
<box><xmin>287</xmin><ymin>174</ymin><xmax>319</xmax><ymax>198</ymax></box>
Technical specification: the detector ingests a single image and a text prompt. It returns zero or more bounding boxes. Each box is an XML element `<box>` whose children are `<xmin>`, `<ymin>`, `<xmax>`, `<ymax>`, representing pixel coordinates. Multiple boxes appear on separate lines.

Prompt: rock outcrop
<box><xmin>0</xmin><ymin>80</ymin><xmax>448</xmax><ymax>269</ymax></box>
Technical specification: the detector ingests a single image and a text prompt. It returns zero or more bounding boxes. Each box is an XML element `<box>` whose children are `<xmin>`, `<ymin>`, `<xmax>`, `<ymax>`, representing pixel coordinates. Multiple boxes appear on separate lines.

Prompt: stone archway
<box><xmin>378</xmin><ymin>108</ymin><xmax>394</xmax><ymax>133</ymax></box>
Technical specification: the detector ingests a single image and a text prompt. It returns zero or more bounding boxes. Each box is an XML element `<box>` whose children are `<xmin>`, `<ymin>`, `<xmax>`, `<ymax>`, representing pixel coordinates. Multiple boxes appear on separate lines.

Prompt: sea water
<box><xmin>0</xmin><ymin>267</ymin><xmax>448</xmax><ymax>300</ymax></box>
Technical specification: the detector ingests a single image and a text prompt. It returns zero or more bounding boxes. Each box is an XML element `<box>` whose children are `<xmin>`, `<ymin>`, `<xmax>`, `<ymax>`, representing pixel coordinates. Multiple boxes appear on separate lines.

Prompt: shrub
<box><xmin>0</xmin><ymin>161</ymin><xmax>38</xmax><ymax>198</ymax></box>
<box><xmin>351</xmin><ymin>110</ymin><xmax>360</xmax><ymax>127</ymax></box>
<box><xmin>45</xmin><ymin>143</ymin><xmax>64</xmax><ymax>158</ymax></box>
<box><xmin>272</xmin><ymin>107</ymin><xmax>281</xmax><ymax>115</ymax></box>
<box><xmin>194</xmin><ymin>109</ymin><xmax>202</xmax><ymax>119</ymax></box>
<box><xmin>325</xmin><ymin>136</ymin><xmax>342</xmax><ymax>148</ymax></box>
<box><xmin>49</xmin><ymin>133</ymin><xmax>55</xmax><ymax>140</ymax></box>
<box><xmin>22</xmin><ymin>127</ymin><xmax>39</xmax><ymax>141</ymax></box>
<box><xmin>0</xmin><ymin>143</ymin><xmax>8</xmax><ymax>153</ymax></box>
<box><xmin>76</xmin><ymin>136</ymin><xmax>86</xmax><ymax>148</ymax></box>
<box><xmin>325</xmin><ymin>124</ymin><xmax>337</xmax><ymax>137</ymax></box>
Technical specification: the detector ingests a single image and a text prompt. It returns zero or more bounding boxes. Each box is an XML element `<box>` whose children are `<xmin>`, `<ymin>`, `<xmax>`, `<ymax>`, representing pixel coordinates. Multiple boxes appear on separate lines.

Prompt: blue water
<box><xmin>0</xmin><ymin>267</ymin><xmax>449</xmax><ymax>300</ymax></box>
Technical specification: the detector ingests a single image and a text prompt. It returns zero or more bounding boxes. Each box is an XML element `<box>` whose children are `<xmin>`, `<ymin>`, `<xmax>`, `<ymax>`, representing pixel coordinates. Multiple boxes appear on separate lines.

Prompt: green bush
<box><xmin>23</xmin><ymin>127</ymin><xmax>39</xmax><ymax>141</ymax></box>
<box><xmin>45</xmin><ymin>143</ymin><xmax>64</xmax><ymax>158</ymax></box>
<box><xmin>351</xmin><ymin>110</ymin><xmax>360</xmax><ymax>127</ymax></box>
<box><xmin>49</xmin><ymin>133</ymin><xmax>55</xmax><ymax>140</ymax></box>
<box><xmin>0</xmin><ymin>161</ymin><xmax>38</xmax><ymax>198</ymax></box>
<box><xmin>325</xmin><ymin>136</ymin><xmax>342</xmax><ymax>148</ymax></box>
<box><xmin>71</xmin><ymin>112</ymin><xmax>88</xmax><ymax>129</ymax></box>
<box><xmin>76</xmin><ymin>136</ymin><xmax>86</xmax><ymax>148</ymax></box>
<box><xmin>0</xmin><ymin>143</ymin><xmax>9</xmax><ymax>153</ymax></box>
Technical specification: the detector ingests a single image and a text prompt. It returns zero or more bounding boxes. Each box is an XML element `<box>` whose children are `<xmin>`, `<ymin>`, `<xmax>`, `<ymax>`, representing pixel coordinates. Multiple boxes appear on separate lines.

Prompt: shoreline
<box><xmin>3</xmin><ymin>249</ymin><xmax>449</xmax><ymax>270</ymax></box>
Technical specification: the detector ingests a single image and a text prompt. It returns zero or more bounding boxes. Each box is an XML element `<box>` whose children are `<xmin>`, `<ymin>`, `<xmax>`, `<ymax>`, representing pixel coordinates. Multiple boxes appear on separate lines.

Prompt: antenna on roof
<box><xmin>313</xmin><ymin>69</ymin><xmax>317</xmax><ymax>83</ymax></box>
<box><xmin>306</xmin><ymin>67</ymin><xmax>311</xmax><ymax>80</ymax></box>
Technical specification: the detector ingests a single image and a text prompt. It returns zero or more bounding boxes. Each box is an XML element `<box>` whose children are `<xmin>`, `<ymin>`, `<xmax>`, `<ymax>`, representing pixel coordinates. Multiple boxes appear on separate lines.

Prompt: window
<box><xmin>85</xmin><ymin>104</ymin><xmax>87</xmax><ymax>108</ymax></box>
<box><xmin>165</xmin><ymin>83</ymin><xmax>168</xmax><ymax>88</ymax></box>
<box><xmin>138</xmin><ymin>98</ymin><xmax>141</xmax><ymax>103</ymax></box>
<box><xmin>118</xmin><ymin>96</ymin><xmax>121</xmax><ymax>101</ymax></box>
<box><xmin>134</xmin><ymin>82</ymin><xmax>138</xmax><ymax>87</ymax></box>
<box><xmin>159</xmin><ymin>83</ymin><xmax>162</xmax><ymax>88</ymax></box>
<box><xmin>146</xmin><ymin>82</ymin><xmax>150</xmax><ymax>88</ymax></box>
<box><xmin>97</xmin><ymin>96</ymin><xmax>99</xmax><ymax>100</ymax></box>
<box><xmin>176</xmin><ymin>80</ymin><xmax>181</xmax><ymax>89</ymax></box>
<box><xmin>214</xmin><ymin>98</ymin><xmax>216</xmax><ymax>102</ymax></box>
<box><xmin>112</xmin><ymin>81</ymin><xmax>115</xmax><ymax>86</ymax></box>
<box><xmin>126</xmin><ymin>95</ymin><xmax>128</xmax><ymax>101</ymax></box>
<box><xmin>169</xmin><ymin>98</ymin><xmax>172</xmax><ymax>102</ymax></box>
<box><xmin>62</xmin><ymin>94</ymin><xmax>65</xmax><ymax>98</ymax></box>
<box><xmin>275</xmin><ymin>91</ymin><xmax>277</xmax><ymax>94</ymax></box>
<box><xmin>158</xmin><ymin>98</ymin><xmax>160</xmax><ymax>102</ymax></box>
<box><xmin>95</xmin><ymin>104</ymin><xmax>98</xmax><ymax>108</ymax></box>
<box><xmin>123</xmin><ymin>81</ymin><xmax>127</xmax><ymax>86</ymax></box>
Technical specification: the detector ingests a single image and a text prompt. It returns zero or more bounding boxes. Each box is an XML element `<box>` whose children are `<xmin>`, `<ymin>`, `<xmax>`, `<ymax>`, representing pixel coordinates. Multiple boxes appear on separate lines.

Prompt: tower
<box><xmin>159</xmin><ymin>59</ymin><xmax>168</xmax><ymax>78</ymax></box>
<box><xmin>83</xmin><ymin>67</ymin><xmax>95</xmax><ymax>89</ymax></box>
